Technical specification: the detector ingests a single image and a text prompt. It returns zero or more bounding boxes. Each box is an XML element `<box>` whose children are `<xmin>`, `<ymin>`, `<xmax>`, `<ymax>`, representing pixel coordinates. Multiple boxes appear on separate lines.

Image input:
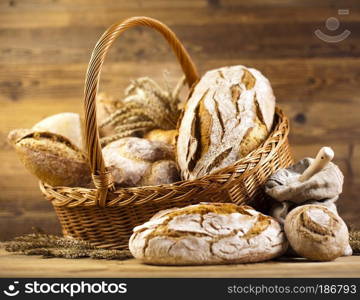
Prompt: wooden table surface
<box><xmin>1</xmin><ymin>249</ymin><xmax>359</xmax><ymax>278</ymax></box>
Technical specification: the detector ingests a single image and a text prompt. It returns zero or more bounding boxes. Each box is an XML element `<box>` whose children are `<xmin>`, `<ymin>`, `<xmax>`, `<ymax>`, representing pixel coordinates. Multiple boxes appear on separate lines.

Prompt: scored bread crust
<box><xmin>102</xmin><ymin>137</ymin><xmax>179</xmax><ymax>187</ymax></box>
<box><xmin>32</xmin><ymin>112</ymin><xmax>84</xmax><ymax>151</ymax></box>
<box><xmin>284</xmin><ymin>205</ymin><xmax>349</xmax><ymax>261</ymax></box>
<box><xmin>129</xmin><ymin>203</ymin><xmax>287</xmax><ymax>265</ymax></box>
<box><xmin>176</xmin><ymin>65</ymin><xmax>275</xmax><ymax>180</ymax></box>
<box><xmin>14</xmin><ymin>132</ymin><xmax>91</xmax><ymax>187</ymax></box>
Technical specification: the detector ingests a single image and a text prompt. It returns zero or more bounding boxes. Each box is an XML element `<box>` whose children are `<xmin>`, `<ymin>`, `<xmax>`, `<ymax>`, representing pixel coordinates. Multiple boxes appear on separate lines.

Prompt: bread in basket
<box><xmin>38</xmin><ymin>16</ymin><xmax>293</xmax><ymax>249</ymax></box>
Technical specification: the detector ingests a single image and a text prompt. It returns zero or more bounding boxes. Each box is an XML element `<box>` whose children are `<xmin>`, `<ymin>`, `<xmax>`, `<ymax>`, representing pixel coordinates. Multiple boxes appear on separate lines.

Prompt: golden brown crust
<box><xmin>7</xmin><ymin>128</ymin><xmax>33</xmax><ymax>145</ymax></box>
<box><xmin>176</xmin><ymin>65</ymin><xmax>275</xmax><ymax>180</ymax></box>
<box><xmin>144</xmin><ymin>129</ymin><xmax>178</xmax><ymax>147</ymax></box>
<box><xmin>14</xmin><ymin>131</ymin><xmax>91</xmax><ymax>187</ymax></box>
<box><xmin>129</xmin><ymin>203</ymin><xmax>287</xmax><ymax>265</ymax></box>
<box><xmin>285</xmin><ymin>205</ymin><xmax>349</xmax><ymax>261</ymax></box>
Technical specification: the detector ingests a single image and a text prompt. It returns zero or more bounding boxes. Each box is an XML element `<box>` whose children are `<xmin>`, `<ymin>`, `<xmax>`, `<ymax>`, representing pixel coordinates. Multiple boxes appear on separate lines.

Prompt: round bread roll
<box><xmin>102</xmin><ymin>137</ymin><xmax>179</xmax><ymax>187</ymax></box>
<box><xmin>140</xmin><ymin>160</ymin><xmax>180</xmax><ymax>186</ymax></box>
<box><xmin>144</xmin><ymin>129</ymin><xmax>177</xmax><ymax>147</ymax></box>
<box><xmin>32</xmin><ymin>112</ymin><xmax>84</xmax><ymax>150</ymax></box>
<box><xmin>177</xmin><ymin>65</ymin><xmax>275</xmax><ymax>180</ymax></box>
<box><xmin>284</xmin><ymin>205</ymin><xmax>349</xmax><ymax>261</ymax></box>
<box><xmin>129</xmin><ymin>203</ymin><xmax>287</xmax><ymax>265</ymax></box>
<box><xmin>13</xmin><ymin>132</ymin><xmax>91</xmax><ymax>187</ymax></box>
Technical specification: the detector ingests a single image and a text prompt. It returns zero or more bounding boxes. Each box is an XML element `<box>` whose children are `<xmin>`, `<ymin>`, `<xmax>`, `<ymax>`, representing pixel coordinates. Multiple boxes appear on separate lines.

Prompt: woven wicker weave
<box><xmin>40</xmin><ymin>16</ymin><xmax>294</xmax><ymax>250</ymax></box>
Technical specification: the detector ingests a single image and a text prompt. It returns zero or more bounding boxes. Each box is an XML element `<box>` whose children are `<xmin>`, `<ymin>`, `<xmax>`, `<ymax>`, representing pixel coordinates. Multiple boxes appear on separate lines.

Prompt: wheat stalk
<box><xmin>99</xmin><ymin>75</ymin><xmax>185</xmax><ymax>145</ymax></box>
<box><xmin>4</xmin><ymin>233</ymin><xmax>132</xmax><ymax>260</ymax></box>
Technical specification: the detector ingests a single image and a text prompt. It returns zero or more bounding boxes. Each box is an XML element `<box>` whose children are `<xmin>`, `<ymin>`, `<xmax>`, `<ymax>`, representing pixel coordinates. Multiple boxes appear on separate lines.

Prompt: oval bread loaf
<box><xmin>13</xmin><ymin>132</ymin><xmax>91</xmax><ymax>187</ymax></box>
<box><xmin>32</xmin><ymin>112</ymin><xmax>84</xmax><ymax>150</ymax></box>
<box><xmin>284</xmin><ymin>205</ymin><xmax>350</xmax><ymax>261</ymax></box>
<box><xmin>129</xmin><ymin>203</ymin><xmax>287</xmax><ymax>265</ymax></box>
<box><xmin>177</xmin><ymin>65</ymin><xmax>275</xmax><ymax>180</ymax></box>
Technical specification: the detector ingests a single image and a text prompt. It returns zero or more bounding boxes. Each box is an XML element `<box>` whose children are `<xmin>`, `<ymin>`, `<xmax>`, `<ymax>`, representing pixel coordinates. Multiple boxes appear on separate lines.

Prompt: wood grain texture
<box><xmin>0</xmin><ymin>249</ymin><xmax>360</xmax><ymax>278</ymax></box>
<box><xmin>0</xmin><ymin>0</ymin><xmax>359</xmax><ymax>240</ymax></box>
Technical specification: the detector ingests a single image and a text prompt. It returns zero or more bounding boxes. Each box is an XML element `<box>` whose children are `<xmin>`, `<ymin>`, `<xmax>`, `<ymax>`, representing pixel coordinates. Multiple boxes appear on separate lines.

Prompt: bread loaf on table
<box><xmin>177</xmin><ymin>65</ymin><xmax>275</xmax><ymax>180</ymax></box>
<box><xmin>129</xmin><ymin>203</ymin><xmax>287</xmax><ymax>265</ymax></box>
<box><xmin>284</xmin><ymin>205</ymin><xmax>350</xmax><ymax>261</ymax></box>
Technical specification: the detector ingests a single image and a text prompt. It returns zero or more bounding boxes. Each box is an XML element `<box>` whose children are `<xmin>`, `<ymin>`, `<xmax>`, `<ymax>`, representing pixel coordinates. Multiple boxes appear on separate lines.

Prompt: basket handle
<box><xmin>84</xmin><ymin>16</ymin><xmax>199</xmax><ymax>207</ymax></box>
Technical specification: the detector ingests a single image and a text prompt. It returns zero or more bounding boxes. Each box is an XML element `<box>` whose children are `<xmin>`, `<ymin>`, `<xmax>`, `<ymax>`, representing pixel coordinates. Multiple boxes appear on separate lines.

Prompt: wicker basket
<box><xmin>40</xmin><ymin>16</ymin><xmax>293</xmax><ymax>250</ymax></box>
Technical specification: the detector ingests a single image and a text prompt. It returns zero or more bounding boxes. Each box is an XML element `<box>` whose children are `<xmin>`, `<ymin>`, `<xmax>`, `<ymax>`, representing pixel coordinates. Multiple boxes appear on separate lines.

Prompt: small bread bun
<box><xmin>140</xmin><ymin>160</ymin><xmax>180</xmax><ymax>186</ymax></box>
<box><xmin>102</xmin><ymin>137</ymin><xmax>179</xmax><ymax>187</ymax></box>
<box><xmin>284</xmin><ymin>205</ymin><xmax>349</xmax><ymax>261</ymax></box>
<box><xmin>144</xmin><ymin>129</ymin><xmax>177</xmax><ymax>147</ymax></box>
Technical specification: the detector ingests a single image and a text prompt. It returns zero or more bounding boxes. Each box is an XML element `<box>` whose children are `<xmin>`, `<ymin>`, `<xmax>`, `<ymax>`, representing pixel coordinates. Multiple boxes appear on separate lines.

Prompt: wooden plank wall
<box><xmin>0</xmin><ymin>0</ymin><xmax>359</xmax><ymax>240</ymax></box>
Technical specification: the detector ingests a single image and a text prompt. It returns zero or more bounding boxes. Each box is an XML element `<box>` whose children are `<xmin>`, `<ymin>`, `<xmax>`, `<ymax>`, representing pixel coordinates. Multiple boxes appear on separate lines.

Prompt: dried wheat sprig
<box><xmin>112</xmin><ymin>121</ymin><xmax>156</xmax><ymax>133</ymax></box>
<box><xmin>98</xmin><ymin>76</ymin><xmax>185</xmax><ymax>144</ymax></box>
<box><xmin>99</xmin><ymin>103</ymin><xmax>142</xmax><ymax>128</ymax></box>
<box><xmin>125</xmin><ymin>77</ymin><xmax>170</xmax><ymax>104</ymax></box>
<box><xmin>100</xmin><ymin>130</ymin><xmax>142</xmax><ymax>146</ymax></box>
<box><xmin>4</xmin><ymin>233</ymin><xmax>133</xmax><ymax>260</ymax></box>
<box><xmin>5</xmin><ymin>234</ymin><xmax>95</xmax><ymax>252</ymax></box>
<box><xmin>89</xmin><ymin>249</ymin><xmax>132</xmax><ymax>260</ymax></box>
<box><xmin>350</xmin><ymin>230</ymin><xmax>360</xmax><ymax>254</ymax></box>
<box><xmin>24</xmin><ymin>248</ymin><xmax>53</xmax><ymax>256</ymax></box>
<box><xmin>143</xmin><ymin>106</ymin><xmax>178</xmax><ymax>128</ymax></box>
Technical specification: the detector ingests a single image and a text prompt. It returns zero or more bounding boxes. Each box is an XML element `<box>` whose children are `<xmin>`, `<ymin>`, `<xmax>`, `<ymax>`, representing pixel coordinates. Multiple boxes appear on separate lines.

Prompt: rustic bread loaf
<box><xmin>102</xmin><ymin>137</ymin><xmax>180</xmax><ymax>187</ymax></box>
<box><xmin>129</xmin><ymin>203</ymin><xmax>287</xmax><ymax>265</ymax></box>
<box><xmin>177</xmin><ymin>65</ymin><xmax>275</xmax><ymax>180</ymax></box>
<box><xmin>284</xmin><ymin>205</ymin><xmax>349</xmax><ymax>261</ymax></box>
<box><xmin>13</xmin><ymin>132</ymin><xmax>91</xmax><ymax>187</ymax></box>
<box><xmin>32</xmin><ymin>112</ymin><xmax>84</xmax><ymax>150</ymax></box>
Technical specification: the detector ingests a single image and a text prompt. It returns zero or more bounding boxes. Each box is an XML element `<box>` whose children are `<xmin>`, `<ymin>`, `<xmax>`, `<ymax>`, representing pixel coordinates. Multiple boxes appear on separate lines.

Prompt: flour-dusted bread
<box><xmin>32</xmin><ymin>112</ymin><xmax>84</xmax><ymax>150</ymax></box>
<box><xmin>129</xmin><ymin>203</ymin><xmax>287</xmax><ymax>265</ymax></box>
<box><xmin>284</xmin><ymin>205</ymin><xmax>350</xmax><ymax>261</ymax></box>
<box><xmin>102</xmin><ymin>137</ymin><xmax>180</xmax><ymax>187</ymax></box>
<box><xmin>177</xmin><ymin>65</ymin><xmax>275</xmax><ymax>180</ymax></box>
<box><xmin>13</xmin><ymin>132</ymin><xmax>91</xmax><ymax>187</ymax></box>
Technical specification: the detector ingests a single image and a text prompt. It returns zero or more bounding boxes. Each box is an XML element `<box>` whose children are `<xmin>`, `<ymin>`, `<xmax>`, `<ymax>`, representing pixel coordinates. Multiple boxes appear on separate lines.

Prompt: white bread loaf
<box><xmin>32</xmin><ymin>112</ymin><xmax>84</xmax><ymax>150</ymax></box>
<box><xmin>129</xmin><ymin>203</ymin><xmax>287</xmax><ymax>265</ymax></box>
<box><xmin>102</xmin><ymin>137</ymin><xmax>180</xmax><ymax>187</ymax></box>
